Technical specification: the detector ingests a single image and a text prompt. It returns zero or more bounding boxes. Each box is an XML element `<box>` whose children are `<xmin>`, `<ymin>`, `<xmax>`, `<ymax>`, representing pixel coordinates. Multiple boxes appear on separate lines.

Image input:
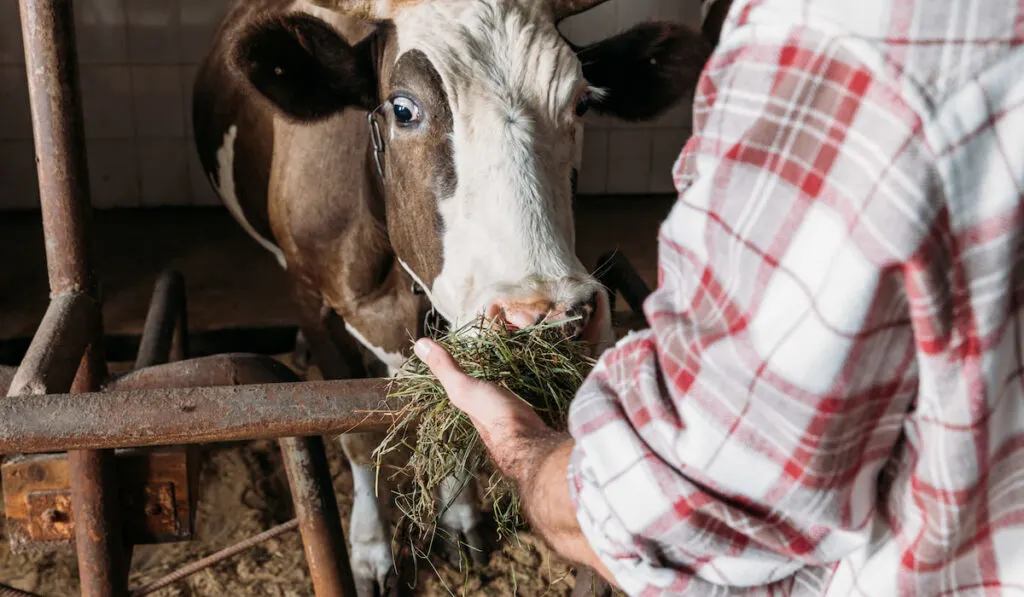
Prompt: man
<box><xmin>416</xmin><ymin>0</ymin><xmax>1024</xmax><ymax>594</ymax></box>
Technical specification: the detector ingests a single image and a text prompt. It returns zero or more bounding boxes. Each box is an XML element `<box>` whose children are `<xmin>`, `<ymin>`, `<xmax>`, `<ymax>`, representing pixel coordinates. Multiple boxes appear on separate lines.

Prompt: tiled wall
<box><xmin>0</xmin><ymin>0</ymin><xmax>702</xmax><ymax>211</ymax></box>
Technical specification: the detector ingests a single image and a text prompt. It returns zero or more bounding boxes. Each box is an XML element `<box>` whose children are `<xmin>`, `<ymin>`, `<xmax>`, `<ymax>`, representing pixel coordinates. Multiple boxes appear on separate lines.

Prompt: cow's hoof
<box><xmin>435</xmin><ymin>475</ymin><xmax>492</xmax><ymax>567</ymax></box>
<box><xmin>351</xmin><ymin>540</ymin><xmax>397</xmax><ymax>597</ymax></box>
<box><xmin>354</xmin><ymin>574</ymin><xmax>398</xmax><ymax>597</ymax></box>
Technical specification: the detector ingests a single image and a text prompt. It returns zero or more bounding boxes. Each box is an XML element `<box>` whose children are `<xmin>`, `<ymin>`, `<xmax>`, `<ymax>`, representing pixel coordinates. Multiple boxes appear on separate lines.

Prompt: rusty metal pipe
<box><xmin>281</xmin><ymin>437</ymin><xmax>358</xmax><ymax>597</ymax></box>
<box><xmin>19</xmin><ymin>0</ymin><xmax>98</xmax><ymax>297</ymax></box>
<box><xmin>19</xmin><ymin>0</ymin><xmax>125</xmax><ymax>593</ymax></box>
<box><xmin>107</xmin><ymin>353</ymin><xmax>299</xmax><ymax>391</ymax></box>
<box><xmin>135</xmin><ymin>271</ymin><xmax>188</xmax><ymax>369</ymax></box>
<box><xmin>594</xmin><ymin>252</ymin><xmax>653</xmax><ymax>315</ymax></box>
<box><xmin>0</xmin><ymin>374</ymin><xmax>395</xmax><ymax>455</ymax></box>
<box><xmin>68</xmin><ymin>449</ymin><xmax>129</xmax><ymax>597</ymax></box>
<box><xmin>7</xmin><ymin>292</ymin><xmax>98</xmax><ymax>397</ymax></box>
<box><xmin>110</xmin><ymin>353</ymin><xmax>360</xmax><ymax>595</ymax></box>
<box><xmin>0</xmin><ymin>366</ymin><xmax>18</xmax><ymax>397</ymax></box>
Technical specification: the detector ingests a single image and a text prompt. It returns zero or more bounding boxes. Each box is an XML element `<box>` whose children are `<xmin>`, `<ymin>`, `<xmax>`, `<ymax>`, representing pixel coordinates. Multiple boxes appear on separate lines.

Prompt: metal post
<box><xmin>7</xmin><ymin>293</ymin><xmax>98</xmax><ymax>396</ymax></box>
<box><xmin>18</xmin><ymin>1</ymin><xmax>127</xmax><ymax>595</ymax></box>
<box><xmin>281</xmin><ymin>437</ymin><xmax>359</xmax><ymax>597</ymax></box>
<box><xmin>121</xmin><ymin>349</ymin><xmax>361</xmax><ymax>597</ymax></box>
<box><xmin>135</xmin><ymin>271</ymin><xmax>188</xmax><ymax>369</ymax></box>
<box><xmin>0</xmin><ymin>367</ymin><xmax>15</xmax><ymax>396</ymax></box>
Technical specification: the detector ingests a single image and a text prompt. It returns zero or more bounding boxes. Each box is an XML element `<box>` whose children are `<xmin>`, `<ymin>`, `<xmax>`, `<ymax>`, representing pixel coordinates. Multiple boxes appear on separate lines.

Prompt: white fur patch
<box><xmin>212</xmin><ymin>125</ymin><xmax>288</xmax><ymax>269</ymax></box>
<box><xmin>349</xmin><ymin>463</ymin><xmax>394</xmax><ymax>585</ymax></box>
<box><xmin>344</xmin><ymin>321</ymin><xmax>407</xmax><ymax>372</ymax></box>
<box><xmin>438</xmin><ymin>474</ymin><xmax>482</xmax><ymax>535</ymax></box>
<box><xmin>392</xmin><ymin>1</ymin><xmax>600</xmax><ymax>326</ymax></box>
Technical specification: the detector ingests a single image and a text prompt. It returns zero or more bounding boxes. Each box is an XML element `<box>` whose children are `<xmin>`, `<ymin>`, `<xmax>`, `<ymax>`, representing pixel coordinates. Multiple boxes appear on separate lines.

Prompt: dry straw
<box><xmin>372</xmin><ymin>316</ymin><xmax>597</xmax><ymax>556</ymax></box>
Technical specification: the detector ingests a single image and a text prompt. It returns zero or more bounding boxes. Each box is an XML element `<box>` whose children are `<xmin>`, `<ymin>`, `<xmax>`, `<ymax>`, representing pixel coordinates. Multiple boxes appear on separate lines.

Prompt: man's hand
<box><xmin>414</xmin><ymin>338</ymin><xmax>616</xmax><ymax>585</ymax></box>
<box><xmin>413</xmin><ymin>337</ymin><xmax>556</xmax><ymax>474</ymax></box>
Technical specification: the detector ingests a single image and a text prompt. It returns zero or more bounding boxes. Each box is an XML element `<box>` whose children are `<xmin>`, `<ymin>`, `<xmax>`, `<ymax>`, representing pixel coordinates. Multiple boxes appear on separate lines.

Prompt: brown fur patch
<box><xmin>233</xmin><ymin>13</ymin><xmax>380</xmax><ymax>120</ymax></box>
<box><xmin>379</xmin><ymin>49</ymin><xmax>455</xmax><ymax>288</ymax></box>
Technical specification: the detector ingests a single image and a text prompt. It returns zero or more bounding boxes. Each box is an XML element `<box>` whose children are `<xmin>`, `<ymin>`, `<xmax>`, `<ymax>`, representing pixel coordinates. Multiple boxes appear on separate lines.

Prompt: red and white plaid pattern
<box><xmin>567</xmin><ymin>1</ymin><xmax>1024</xmax><ymax>595</ymax></box>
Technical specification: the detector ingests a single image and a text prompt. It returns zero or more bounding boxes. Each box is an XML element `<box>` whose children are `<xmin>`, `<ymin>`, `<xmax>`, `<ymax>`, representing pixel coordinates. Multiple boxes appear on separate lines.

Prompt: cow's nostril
<box><xmin>565</xmin><ymin>293</ymin><xmax>599</xmax><ymax>319</ymax></box>
<box><xmin>487</xmin><ymin>294</ymin><xmax>599</xmax><ymax>339</ymax></box>
<box><xmin>556</xmin><ymin>293</ymin><xmax>599</xmax><ymax>340</ymax></box>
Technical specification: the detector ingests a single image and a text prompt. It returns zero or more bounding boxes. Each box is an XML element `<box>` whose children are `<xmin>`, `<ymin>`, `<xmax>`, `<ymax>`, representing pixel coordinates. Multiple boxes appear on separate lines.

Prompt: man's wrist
<box><xmin>502</xmin><ymin>429</ymin><xmax>569</xmax><ymax>493</ymax></box>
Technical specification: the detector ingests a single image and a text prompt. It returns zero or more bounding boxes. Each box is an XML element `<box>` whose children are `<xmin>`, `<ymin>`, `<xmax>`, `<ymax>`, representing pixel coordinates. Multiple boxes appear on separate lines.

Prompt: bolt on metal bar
<box><xmin>18</xmin><ymin>0</ymin><xmax>127</xmax><ymax>594</ymax></box>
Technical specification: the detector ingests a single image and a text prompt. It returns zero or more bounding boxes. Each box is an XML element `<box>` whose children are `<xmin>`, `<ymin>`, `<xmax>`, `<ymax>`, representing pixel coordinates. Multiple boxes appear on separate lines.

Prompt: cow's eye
<box><xmin>392</xmin><ymin>96</ymin><xmax>422</xmax><ymax>125</ymax></box>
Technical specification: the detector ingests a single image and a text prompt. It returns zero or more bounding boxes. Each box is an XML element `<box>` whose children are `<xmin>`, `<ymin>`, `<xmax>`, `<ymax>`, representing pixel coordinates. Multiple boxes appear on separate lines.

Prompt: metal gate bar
<box><xmin>9</xmin><ymin>2</ymin><xmax>652</xmax><ymax>595</ymax></box>
<box><xmin>282</xmin><ymin>436</ymin><xmax>359</xmax><ymax>597</ymax></box>
<box><xmin>18</xmin><ymin>0</ymin><xmax>127</xmax><ymax>594</ymax></box>
<box><xmin>0</xmin><ymin>373</ymin><xmax>395</xmax><ymax>454</ymax></box>
<box><xmin>12</xmin><ymin>1</ymin><xmax>372</xmax><ymax>594</ymax></box>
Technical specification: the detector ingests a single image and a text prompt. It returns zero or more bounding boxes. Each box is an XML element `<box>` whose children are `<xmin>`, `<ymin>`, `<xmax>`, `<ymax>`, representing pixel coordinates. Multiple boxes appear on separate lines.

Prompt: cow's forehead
<box><xmin>390</xmin><ymin>0</ymin><xmax>584</xmax><ymax>119</ymax></box>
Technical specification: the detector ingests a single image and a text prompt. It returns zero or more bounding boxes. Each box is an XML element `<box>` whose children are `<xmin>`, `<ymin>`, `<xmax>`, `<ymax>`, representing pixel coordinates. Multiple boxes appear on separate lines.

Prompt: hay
<box><xmin>372</xmin><ymin>316</ymin><xmax>596</xmax><ymax>555</ymax></box>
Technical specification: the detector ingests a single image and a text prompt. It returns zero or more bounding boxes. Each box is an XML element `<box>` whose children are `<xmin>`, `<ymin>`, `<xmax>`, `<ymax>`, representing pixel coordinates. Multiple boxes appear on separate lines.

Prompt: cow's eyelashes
<box><xmin>390</xmin><ymin>95</ymin><xmax>424</xmax><ymax>127</ymax></box>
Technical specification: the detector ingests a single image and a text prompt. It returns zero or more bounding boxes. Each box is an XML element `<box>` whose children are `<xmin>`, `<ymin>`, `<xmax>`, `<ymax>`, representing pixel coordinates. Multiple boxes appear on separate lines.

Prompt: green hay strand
<box><xmin>372</xmin><ymin>316</ymin><xmax>596</xmax><ymax>552</ymax></box>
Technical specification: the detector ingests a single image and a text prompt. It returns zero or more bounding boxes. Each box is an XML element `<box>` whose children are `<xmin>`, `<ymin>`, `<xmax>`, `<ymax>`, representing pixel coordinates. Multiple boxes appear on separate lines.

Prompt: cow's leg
<box><xmin>288</xmin><ymin>285</ymin><xmax>399</xmax><ymax>596</ymax></box>
<box><xmin>342</xmin><ymin>431</ymin><xmax>397</xmax><ymax>597</ymax></box>
<box><xmin>301</xmin><ymin>330</ymin><xmax>399</xmax><ymax>595</ymax></box>
<box><xmin>437</xmin><ymin>471</ymin><xmax>489</xmax><ymax>566</ymax></box>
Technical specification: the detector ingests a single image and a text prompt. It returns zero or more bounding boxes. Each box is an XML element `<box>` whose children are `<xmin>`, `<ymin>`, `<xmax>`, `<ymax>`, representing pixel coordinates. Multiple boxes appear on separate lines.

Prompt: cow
<box><xmin>191</xmin><ymin>0</ymin><xmax>710</xmax><ymax>593</ymax></box>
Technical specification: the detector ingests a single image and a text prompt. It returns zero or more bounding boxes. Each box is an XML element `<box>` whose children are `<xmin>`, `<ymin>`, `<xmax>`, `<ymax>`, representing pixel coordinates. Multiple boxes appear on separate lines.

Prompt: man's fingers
<box><xmin>414</xmin><ymin>338</ymin><xmax>477</xmax><ymax>405</ymax></box>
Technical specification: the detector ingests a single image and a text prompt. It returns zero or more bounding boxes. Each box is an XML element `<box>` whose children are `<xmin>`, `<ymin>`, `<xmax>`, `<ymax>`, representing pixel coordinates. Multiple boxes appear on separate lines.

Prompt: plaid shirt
<box><xmin>567</xmin><ymin>1</ymin><xmax>1024</xmax><ymax>595</ymax></box>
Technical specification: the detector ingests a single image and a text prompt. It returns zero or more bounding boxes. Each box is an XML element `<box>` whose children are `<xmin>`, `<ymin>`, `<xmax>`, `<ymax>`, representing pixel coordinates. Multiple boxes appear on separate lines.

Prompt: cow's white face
<box><xmin>388</xmin><ymin>0</ymin><xmax>596</xmax><ymax>333</ymax></box>
<box><xmin>234</xmin><ymin>0</ymin><xmax>710</xmax><ymax>341</ymax></box>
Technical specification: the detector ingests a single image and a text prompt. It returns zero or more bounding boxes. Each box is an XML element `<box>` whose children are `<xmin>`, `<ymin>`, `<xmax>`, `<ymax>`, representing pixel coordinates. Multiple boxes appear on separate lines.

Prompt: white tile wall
<box><xmin>0</xmin><ymin>0</ymin><xmax>702</xmax><ymax>211</ymax></box>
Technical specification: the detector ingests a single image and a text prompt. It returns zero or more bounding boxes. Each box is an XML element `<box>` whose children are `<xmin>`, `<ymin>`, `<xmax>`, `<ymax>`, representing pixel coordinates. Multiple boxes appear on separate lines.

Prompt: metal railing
<box><xmin>5</xmin><ymin>2</ymin><xmax>653</xmax><ymax>596</ymax></box>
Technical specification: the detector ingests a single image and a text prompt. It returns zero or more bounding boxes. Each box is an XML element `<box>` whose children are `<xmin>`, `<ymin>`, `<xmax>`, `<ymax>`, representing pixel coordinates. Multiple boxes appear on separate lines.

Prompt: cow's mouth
<box><xmin>481</xmin><ymin>290</ymin><xmax>608</xmax><ymax>348</ymax></box>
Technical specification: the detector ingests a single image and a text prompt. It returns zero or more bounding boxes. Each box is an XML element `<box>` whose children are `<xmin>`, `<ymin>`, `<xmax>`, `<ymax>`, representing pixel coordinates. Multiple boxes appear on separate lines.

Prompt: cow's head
<box><xmin>233</xmin><ymin>0</ymin><xmax>710</xmax><ymax>342</ymax></box>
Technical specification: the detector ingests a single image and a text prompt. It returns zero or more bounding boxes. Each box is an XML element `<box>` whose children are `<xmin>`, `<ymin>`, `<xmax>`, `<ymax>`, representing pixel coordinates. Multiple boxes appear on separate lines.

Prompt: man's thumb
<box><xmin>414</xmin><ymin>338</ymin><xmax>473</xmax><ymax>402</ymax></box>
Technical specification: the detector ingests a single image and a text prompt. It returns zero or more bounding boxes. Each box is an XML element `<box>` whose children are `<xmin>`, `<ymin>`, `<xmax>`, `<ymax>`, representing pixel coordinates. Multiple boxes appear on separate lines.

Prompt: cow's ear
<box><xmin>580</xmin><ymin>22</ymin><xmax>711</xmax><ymax>122</ymax></box>
<box><xmin>234</xmin><ymin>14</ymin><xmax>379</xmax><ymax>120</ymax></box>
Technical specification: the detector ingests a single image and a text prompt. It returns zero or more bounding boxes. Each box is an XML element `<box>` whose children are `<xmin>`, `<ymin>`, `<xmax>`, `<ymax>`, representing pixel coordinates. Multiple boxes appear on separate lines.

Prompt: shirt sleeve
<box><xmin>567</xmin><ymin>20</ymin><xmax>937</xmax><ymax>596</ymax></box>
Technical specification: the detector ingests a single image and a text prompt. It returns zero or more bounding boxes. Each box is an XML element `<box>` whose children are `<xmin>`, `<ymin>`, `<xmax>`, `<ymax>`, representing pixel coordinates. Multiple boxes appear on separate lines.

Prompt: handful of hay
<box><xmin>372</xmin><ymin>317</ymin><xmax>596</xmax><ymax>551</ymax></box>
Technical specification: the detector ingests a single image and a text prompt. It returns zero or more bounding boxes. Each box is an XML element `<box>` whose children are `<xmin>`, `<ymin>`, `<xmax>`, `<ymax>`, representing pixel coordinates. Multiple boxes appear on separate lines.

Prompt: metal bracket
<box><xmin>368</xmin><ymin>101</ymin><xmax>390</xmax><ymax>180</ymax></box>
<box><xmin>2</xmin><ymin>447</ymin><xmax>198</xmax><ymax>553</ymax></box>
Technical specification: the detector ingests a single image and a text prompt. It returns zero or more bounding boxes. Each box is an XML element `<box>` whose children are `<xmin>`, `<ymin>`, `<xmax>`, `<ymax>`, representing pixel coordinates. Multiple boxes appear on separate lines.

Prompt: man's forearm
<box><xmin>503</xmin><ymin>432</ymin><xmax>616</xmax><ymax>584</ymax></box>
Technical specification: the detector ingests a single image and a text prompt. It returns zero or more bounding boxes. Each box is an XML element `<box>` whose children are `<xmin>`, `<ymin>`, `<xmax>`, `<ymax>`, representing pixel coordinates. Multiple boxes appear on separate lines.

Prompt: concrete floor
<box><xmin>0</xmin><ymin>196</ymin><xmax>673</xmax><ymax>363</ymax></box>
